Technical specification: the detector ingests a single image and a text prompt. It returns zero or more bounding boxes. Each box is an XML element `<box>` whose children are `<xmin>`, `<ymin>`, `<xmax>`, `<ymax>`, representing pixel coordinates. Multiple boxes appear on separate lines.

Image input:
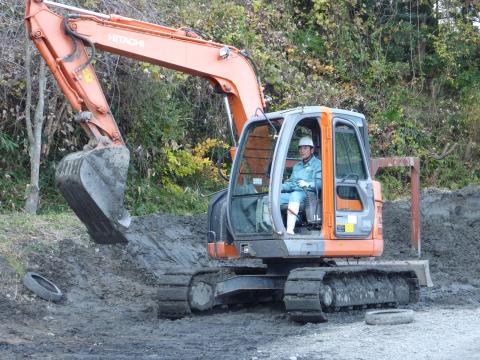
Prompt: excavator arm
<box><xmin>25</xmin><ymin>0</ymin><xmax>266</xmax><ymax>244</ymax></box>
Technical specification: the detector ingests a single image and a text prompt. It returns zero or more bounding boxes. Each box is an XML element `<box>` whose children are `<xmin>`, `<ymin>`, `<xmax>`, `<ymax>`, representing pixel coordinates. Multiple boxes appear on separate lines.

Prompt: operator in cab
<box><xmin>281</xmin><ymin>136</ymin><xmax>322</xmax><ymax>235</ymax></box>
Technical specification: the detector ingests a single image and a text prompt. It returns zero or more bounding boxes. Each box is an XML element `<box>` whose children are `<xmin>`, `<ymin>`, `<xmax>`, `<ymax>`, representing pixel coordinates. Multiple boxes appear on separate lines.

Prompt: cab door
<box><xmin>333</xmin><ymin>119</ymin><xmax>374</xmax><ymax>238</ymax></box>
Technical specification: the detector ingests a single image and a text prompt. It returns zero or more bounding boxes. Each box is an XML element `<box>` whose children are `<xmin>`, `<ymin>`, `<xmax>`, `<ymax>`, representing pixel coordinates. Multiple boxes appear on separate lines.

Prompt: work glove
<box><xmin>297</xmin><ymin>180</ymin><xmax>309</xmax><ymax>189</ymax></box>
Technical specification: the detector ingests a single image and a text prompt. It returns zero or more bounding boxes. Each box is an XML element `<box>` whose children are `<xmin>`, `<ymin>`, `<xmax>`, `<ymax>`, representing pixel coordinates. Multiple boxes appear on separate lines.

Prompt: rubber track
<box><xmin>283</xmin><ymin>266</ymin><xmax>419</xmax><ymax>323</ymax></box>
<box><xmin>156</xmin><ymin>267</ymin><xmax>221</xmax><ymax>319</ymax></box>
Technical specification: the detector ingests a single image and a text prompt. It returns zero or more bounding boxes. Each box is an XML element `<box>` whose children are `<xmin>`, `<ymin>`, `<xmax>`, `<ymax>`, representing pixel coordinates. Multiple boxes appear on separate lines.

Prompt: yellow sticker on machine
<box><xmin>82</xmin><ymin>67</ymin><xmax>94</xmax><ymax>84</ymax></box>
<box><xmin>345</xmin><ymin>223</ymin><xmax>354</xmax><ymax>233</ymax></box>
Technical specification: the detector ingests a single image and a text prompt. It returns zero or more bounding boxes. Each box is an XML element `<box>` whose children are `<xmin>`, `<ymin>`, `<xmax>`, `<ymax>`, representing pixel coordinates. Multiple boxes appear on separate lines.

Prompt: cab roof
<box><xmin>252</xmin><ymin>106</ymin><xmax>366</xmax><ymax>128</ymax></box>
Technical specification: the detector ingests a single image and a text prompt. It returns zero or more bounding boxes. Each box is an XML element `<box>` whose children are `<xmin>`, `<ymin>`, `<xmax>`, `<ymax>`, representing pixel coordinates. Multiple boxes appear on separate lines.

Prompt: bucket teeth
<box><xmin>55</xmin><ymin>146</ymin><xmax>131</xmax><ymax>244</ymax></box>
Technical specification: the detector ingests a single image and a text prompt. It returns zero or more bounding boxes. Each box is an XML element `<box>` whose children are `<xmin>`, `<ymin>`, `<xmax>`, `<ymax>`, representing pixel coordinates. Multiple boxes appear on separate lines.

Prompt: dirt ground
<box><xmin>0</xmin><ymin>186</ymin><xmax>479</xmax><ymax>359</ymax></box>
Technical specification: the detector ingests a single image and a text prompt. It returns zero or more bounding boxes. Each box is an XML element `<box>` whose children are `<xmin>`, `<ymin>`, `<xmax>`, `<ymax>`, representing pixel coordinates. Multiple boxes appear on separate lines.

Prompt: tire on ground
<box><xmin>23</xmin><ymin>272</ymin><xmax>63</xmax><ymax>303</ymax></box>
<box><xmin>365</xmin><ymin>309</ymin><xmax>415</xmax><ymax>325</ymax></box>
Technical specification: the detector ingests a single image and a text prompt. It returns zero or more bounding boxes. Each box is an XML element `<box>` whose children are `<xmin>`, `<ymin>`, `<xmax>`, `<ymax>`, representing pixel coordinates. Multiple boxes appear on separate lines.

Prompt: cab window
<box><xmin>335</xmin><ymin>123</ymin><xmax>366</xmax><ymax>180</ymax></box>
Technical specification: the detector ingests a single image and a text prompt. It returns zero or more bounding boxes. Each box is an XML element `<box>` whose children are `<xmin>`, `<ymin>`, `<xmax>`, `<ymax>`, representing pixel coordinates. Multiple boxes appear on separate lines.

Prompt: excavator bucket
<box><xmin>55</xmin><ymin>146</ymin><xmax>131</xmax><ymax>244</ymax></box>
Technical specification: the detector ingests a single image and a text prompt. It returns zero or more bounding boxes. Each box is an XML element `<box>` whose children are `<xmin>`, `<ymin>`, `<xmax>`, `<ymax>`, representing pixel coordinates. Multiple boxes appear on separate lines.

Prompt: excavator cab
<box><xmin>208</xmin><ymin>106</ymin><xmax>379</xmax><ymax>260</ymax></box>
<box><xmin>228</xmin><ymin>115</ymin><xmax>323</xmax><ymax>236</ymax></box>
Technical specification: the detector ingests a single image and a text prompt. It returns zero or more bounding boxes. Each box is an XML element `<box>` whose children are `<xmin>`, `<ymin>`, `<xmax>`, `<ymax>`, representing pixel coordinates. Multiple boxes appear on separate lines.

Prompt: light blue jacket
<box><xmin>282</xmin><ymin>156</ymin><xmax>322</xmax><ymax>192</ymax></box>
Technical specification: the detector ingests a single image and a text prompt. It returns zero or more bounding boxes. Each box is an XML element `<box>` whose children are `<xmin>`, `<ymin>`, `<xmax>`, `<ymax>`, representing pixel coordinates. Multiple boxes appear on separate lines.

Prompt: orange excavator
<box><xmin>26</xmin><ymin>0</ymin><xmax>429</xmax><ymax>322</ymax></box>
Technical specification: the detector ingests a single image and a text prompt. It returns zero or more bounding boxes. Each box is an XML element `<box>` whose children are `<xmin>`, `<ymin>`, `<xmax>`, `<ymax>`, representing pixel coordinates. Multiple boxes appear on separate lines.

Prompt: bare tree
<box><xmin>24</xmin><ymin>28</ymin><xmax>47</xmax><ymax>214</ymax></box>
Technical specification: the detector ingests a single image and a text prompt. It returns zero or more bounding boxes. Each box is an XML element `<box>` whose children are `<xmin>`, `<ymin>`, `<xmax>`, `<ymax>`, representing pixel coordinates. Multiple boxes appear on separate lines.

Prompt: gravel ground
<box><xmin>256</xmin><ymin>306</ymin><xmax>480</xmax><ymax>360</ymax></box>
<box><xmin>0</xmin><ymin>186</ymin><xmax>479</xmax><ymax>359</ymax></box>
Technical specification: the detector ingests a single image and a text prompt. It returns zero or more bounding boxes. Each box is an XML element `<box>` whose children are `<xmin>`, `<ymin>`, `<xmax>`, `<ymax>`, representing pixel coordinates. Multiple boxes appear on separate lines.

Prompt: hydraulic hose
<box><xmin>62</xmin><ymin>14</ymin><xmax>96</xmax><ymax>72</ymax></box>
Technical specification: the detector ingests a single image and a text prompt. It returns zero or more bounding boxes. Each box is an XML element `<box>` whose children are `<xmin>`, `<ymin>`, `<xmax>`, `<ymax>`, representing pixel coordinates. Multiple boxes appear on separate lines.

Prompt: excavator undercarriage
<box><xmin>155</xmin><ymin>263</ymin><xmax>420</xmax><ymax>322</ymax></box>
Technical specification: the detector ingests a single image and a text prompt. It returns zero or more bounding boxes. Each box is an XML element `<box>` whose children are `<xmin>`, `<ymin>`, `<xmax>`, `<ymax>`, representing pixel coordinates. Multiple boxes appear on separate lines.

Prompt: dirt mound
<box><xmin>123</xmin><ymin>213</ymin><xmax>263</xmax><ymax>277</ymax></box>
<box><xmin>383</xmin><ymin>185</ymin><xmax>480</xmax><ymax>304</ymax></box>
<box><xmin>124</xmin><ymin>214</ymin><xmax>209</xmax><ymax>275</ymax></box>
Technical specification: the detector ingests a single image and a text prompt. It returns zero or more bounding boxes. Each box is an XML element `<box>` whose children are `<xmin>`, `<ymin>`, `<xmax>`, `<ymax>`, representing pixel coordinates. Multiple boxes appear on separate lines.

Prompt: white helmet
<box><xmin>298</xmin><ymin>136</ymin><xmax>314</xmax><ymax>148</ymax></box>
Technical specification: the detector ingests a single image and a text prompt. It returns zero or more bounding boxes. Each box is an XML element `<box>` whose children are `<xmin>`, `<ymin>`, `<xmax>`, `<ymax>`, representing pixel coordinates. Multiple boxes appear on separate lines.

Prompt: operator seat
<box><xmin>280</xmin><ymin>190</ymin><xmax>321</xmax><ymax>228</ymax></box>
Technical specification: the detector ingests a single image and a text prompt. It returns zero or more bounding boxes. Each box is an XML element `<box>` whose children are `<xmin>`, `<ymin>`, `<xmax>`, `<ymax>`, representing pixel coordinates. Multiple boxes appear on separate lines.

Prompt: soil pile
<box><xmin>383</xmin><ymin>185</ymin><xmax>480</xmax><ymax>304</ymax></box>
<box><xmin>124</xmin><ymin>214</ymin><xmax>209</xmax><ymax>274</ymax></box>
<box><xmin>123</xmin><ymin>213</ymin><xmax>263</xmax><ymax>276</ymax></box>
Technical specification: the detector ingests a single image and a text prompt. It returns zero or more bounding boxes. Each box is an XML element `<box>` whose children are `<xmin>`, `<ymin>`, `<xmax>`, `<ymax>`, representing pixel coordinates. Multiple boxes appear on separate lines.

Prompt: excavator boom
<box><xmin>25</xmin><ymin>0</ymin><xmax>265</xmax><ymax>243</ymax></box>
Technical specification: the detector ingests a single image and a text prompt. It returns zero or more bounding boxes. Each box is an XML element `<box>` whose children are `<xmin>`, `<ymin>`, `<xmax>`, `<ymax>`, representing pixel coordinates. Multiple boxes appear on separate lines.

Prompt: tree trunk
<box><xmin>25</xmin><ymin>29</ymin><xmax>47</xmax><ymax>215</ymax></box>
<box><xmin>42</xmin><ymin>98</ymin><xmax>67</xmax><ymax>158</ymax></box>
